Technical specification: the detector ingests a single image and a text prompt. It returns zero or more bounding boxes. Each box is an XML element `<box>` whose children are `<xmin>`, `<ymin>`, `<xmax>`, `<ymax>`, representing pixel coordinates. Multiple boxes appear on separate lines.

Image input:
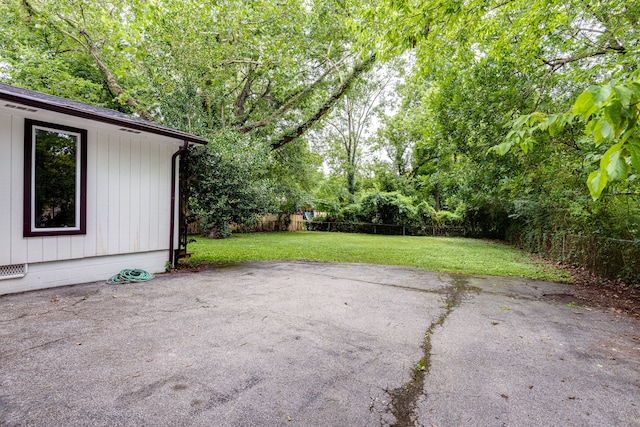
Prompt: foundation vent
<box><xmin>0</xmin><ymin>264</ymin><xmax>27</xmax><ymax>280</ymax></box>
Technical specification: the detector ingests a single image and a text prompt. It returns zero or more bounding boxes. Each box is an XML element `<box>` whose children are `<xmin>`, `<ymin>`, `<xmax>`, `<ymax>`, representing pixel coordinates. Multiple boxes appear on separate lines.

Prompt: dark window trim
<box><xmin>23</xmin><ymin>119</ymin><xmax>87</xmax><ymax>237</ymax></box>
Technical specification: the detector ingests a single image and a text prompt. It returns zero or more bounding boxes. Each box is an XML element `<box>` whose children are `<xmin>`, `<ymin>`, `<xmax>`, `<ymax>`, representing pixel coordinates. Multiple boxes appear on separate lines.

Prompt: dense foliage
<box><xmin>185</xmin><ymin>131</ymin><xmax>276</xmax><ymax>238</ymax></box>
<box><xmin>1</xmin><ymin>0</ymin><xmax>368</xmax><ymax>235</ymax></box>
<box><xmin>2</xmin><ymin>0</ymin><xmax>639</xmax><ymax>280</ymax></box>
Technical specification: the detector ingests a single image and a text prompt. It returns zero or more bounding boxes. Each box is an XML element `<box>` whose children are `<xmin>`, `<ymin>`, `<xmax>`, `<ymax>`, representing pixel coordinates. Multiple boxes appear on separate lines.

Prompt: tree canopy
<box><xmin>2</xmin><ymin>0</ymin><xmax>375</xmax><ymax>145</ymax></box>
<box><xmin>2</xmin><ymin>0</ymin><xmax>639</xmax><ymax>261</ymax></box>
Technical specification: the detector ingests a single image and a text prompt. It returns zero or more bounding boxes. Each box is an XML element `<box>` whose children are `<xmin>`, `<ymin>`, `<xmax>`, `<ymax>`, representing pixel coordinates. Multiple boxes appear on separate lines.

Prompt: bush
<box><xmin>186</xmin><ymin>132</ymin><xmax>276</xmax><ymax>238</ymax></box>
<box><xmin>358</xmin><ymin>191</ymin><xmax>417</xmax><ymax>225</ymax></box>
<box><xmin>435</xmin><ymin>210</ymin><xmax>461</xmax><ymax>225</ymax></box>
<box><xmin>462</xmin><ymin>197</ymin><xmax>512</xmax><ymax>239</ymax></box>
<box><xmin>337</xmin><ymin>203</ymin><xmax>363</xmax><ymax>223</ymax></box>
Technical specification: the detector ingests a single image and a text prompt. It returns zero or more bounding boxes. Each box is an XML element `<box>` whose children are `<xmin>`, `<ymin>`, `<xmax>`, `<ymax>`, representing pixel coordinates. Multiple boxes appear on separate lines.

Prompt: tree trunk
<box><xmin>347</xmin><ymin>169</ymin><xmax>356</xmax><ymax>196</ymax></box>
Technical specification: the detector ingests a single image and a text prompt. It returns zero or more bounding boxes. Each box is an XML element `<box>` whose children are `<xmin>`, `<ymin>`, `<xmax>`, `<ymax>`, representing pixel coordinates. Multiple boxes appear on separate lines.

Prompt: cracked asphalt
<box><xmin>1</xmin><ymin>261</ymin><xmax>638</xmax><ymax>426</ymax></box>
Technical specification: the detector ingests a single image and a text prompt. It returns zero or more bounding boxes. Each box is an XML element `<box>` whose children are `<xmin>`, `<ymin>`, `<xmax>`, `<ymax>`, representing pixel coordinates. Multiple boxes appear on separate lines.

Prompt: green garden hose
<box><xmin>107</xmin><ymin>269</ymin><xmax>154</xmax><ymax>285</ymax></box>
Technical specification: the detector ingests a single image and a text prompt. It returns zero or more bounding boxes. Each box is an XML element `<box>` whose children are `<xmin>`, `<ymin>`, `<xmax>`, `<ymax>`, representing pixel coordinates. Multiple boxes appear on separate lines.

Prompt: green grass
<box><xmin>186</xmin><ymin>232</ymin><xmax>570</xmax><ymax>282</ymax></box>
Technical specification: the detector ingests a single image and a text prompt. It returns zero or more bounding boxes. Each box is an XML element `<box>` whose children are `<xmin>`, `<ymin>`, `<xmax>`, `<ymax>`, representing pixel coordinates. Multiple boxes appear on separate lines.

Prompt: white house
<box><xmin>0</xmin><ymin>84</ymin><xmax>207</xmax><ymax>295</ymax></box>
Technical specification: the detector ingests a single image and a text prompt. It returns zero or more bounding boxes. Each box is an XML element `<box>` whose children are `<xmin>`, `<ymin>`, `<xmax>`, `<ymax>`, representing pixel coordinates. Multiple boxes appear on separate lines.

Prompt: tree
<box><xmin>1</xmin><ymin>0</ymin><xmax>384</xmax><ymax>235</ymax></box>
<box><xmin>267</xmin><ymin>138</ymin><xmax>323</xmax><ymax>216</ymax></box>
<box><xmin>314</xmin><ymin>63</ymin><xmax>397</xmax><ymax>197</ymax></box>
<box><xmin>499</xmin><ymin>76</ymin><xmax>640</xmax><ymax>199</ymax></box>
<box><xmin>186</xmin><ymin>130</ymin><xmax>276</xmax><ymax>238</ymax></box>
<box><xmin>355</xmin><ymin>0</ymin><xmax>640</xmax><ymax>199</ymax></box>
<box><xmin>2</xmin><ymin>0</ymin><xmax>377</xmax><ymax>150</ymax></box>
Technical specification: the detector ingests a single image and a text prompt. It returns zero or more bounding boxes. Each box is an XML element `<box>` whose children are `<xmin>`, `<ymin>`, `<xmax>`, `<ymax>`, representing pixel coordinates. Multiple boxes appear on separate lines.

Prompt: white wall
<box><xmin>0</xmin><ymin>250</ymin><xmax>169</xmax><ymax>295</ymax></box>
<box><xmin>0</xmin><ymin>103</ymin><xmax>182</xmax><ymax>294</ymax></box>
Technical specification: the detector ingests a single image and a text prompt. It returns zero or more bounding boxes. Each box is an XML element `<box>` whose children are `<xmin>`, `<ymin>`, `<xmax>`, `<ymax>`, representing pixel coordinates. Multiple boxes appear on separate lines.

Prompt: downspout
<box><xmin>169</xmin><ymin>140</ymin><xmax>189</xmax><ymax>270</ymax></box>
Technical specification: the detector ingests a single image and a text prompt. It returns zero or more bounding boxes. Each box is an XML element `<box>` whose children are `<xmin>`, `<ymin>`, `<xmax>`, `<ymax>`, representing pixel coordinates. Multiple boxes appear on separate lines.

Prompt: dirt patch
<box><xmin>561</xmin><ymin>265</ymin><xmax>640</xmax><ymax>318</ymax></box>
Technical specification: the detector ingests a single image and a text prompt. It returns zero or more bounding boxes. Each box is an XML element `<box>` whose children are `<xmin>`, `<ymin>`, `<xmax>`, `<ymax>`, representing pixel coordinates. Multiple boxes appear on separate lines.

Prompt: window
<box><xmin>24</xmin><ymin>119</ymin><xmax>87</xmax><ymax>236</ymax></box>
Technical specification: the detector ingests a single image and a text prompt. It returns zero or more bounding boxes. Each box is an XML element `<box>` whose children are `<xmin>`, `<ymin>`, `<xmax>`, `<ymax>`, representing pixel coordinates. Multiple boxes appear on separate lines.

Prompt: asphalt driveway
<box><xmin>1</xmin><ymin>261</ymin><xmax>638</xmax><ymax>426</ymax></box>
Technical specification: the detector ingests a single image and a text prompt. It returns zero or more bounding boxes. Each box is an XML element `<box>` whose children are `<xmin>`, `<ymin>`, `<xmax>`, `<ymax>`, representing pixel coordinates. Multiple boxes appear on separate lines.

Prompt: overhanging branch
<box><xmin>238</xmin><ymin>55</ymin><xmax>352</xmax><ymax>133</ymax></box>
<box><xmin>270</xmin><ymin>53</ymin><xmax>377</xmax><ymax>151</ymax></box>
<box><xmin>542</xmin><ymin>43</ymin><xmax>626</xmax><ymax>71</ymax></box>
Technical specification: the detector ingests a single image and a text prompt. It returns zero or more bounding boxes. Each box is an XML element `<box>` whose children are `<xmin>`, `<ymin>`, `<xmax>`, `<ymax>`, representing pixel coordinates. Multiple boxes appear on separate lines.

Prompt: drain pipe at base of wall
<box><xmin>169</xmin><ymin>140</ymin><xmax>189</xmax><ymax>270</ymax></box>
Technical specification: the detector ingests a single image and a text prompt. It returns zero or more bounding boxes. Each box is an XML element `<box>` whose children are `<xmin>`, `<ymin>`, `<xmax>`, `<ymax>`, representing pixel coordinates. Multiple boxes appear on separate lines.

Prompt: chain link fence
<box><xmin>192</xmin><ymin>215</ymin><xmax>467</xmax><ymax>237</ymax></box>
<box><xmin>510</xmin><ymin>231</ymin><xmax>640</xmax><ymax>285</ymax></box>
<box><xmin>275</xmin><ymin>220</ymin><xmax>465</xmax><ymax>237</ymax></box>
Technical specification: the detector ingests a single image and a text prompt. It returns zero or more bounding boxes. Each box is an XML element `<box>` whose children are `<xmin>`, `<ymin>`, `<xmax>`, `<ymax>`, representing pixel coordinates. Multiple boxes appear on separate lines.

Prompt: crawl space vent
<box><xmin>0</xmin><ymin>264</ymin><xmax>27</xmax><ymax>280</ymax></box>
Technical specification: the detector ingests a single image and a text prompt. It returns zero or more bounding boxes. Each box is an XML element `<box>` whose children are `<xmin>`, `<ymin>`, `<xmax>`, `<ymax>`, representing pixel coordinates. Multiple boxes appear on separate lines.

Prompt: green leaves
<box><xmin>573</xmin><ymin>91</ymin><xmax>596</xmax><ymax>120</ymax></box>
<box><xmin>585</xmin><ymin>137</ymin><xmax>639</xmax><ymax>199</ymax></box>
<box><xmin>602</xmin><ymin>143</ymin><xmax>628</xmax><ymax>181</ymax></box>
<box><xmin>498</xmin><ymin>74</ymin><xmax>640</xmax><ymax>200</ymax></box>
<box><xmin>493</xmin><ymin>140</ymin><xmax>514</xmax><ymax>155</ymax></box>
<box><xmin>493</xmin><ymin>112</ymin><xmax>572</xmax><ymax>156</ymax></box>
<box><xmin>587</xmin><ymin>170</ymin><xmax>608</xmax><ymax>200</ymax></box>
<box><xmin>614</xmin><ymin>85</ymin><xmax>632</xmax><ymax>109</ymax></box>
<box><xmin>580</xmin><ymin>78</ymin><xmax>640</xmax><ymax>198</ymax></box>
<box><xmin>593</xmin><ymin>117</ymin><xmax>614</xmax><ymax>145</ymax></box>
<box><xmin>628</xmin><ymin>140</ymin><xmax>640</xmax><ymax>173</ymax></box>
<box><xmin>592</xmin><ymin>85</ymin><xmax>613</xmax><ymax>108</ymax></box>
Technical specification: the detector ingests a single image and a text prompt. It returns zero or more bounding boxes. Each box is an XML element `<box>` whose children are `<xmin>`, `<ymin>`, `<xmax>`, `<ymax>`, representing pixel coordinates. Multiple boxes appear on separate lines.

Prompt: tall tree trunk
<box><xmin>347</xmin><ymin>168</ymin><xmax>356</xmax><ymax>196</ymax></box>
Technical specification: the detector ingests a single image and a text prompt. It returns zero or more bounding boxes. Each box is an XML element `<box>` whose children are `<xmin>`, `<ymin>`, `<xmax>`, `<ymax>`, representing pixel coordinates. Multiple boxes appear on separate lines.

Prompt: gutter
<box><xmin>169</xmin><ymin>140</ymin><xmax>190</xmax><ymax>270</ymax></box>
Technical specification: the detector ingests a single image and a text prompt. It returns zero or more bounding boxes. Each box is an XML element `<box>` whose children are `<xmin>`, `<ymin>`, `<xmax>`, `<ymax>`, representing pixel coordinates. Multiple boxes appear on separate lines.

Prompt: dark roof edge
<box><xmin>0</xmin><ymin>85</ymin><xmax>208</xmax><ymax>145</ymax></box>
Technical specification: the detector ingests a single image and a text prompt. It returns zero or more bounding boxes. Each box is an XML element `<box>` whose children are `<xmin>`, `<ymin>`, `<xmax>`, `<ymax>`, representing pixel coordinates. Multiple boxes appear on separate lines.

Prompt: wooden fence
<box><xmin>232</xmin><ymin>214</ymin><xmax>306</xmax><ymax>233</ymax></box>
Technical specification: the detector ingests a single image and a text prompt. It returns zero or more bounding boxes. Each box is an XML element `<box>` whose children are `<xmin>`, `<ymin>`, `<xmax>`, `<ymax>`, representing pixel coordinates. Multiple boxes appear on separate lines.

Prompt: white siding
<box><xmin>57</xmin><ymin>235</ymin><xmax>72</xmax><ymax>260</ymax></box>
<box><xmin>9</xmin><ymin>116</ymin><xmax>27</xmax><ymax>264</ymax></box>
<box><xmin>119</xmin><ymin>137</ymin><xmax>131</xmax><ymax>253</ymax></box>
<box><xmin>0</xmin><ymin>250</ymin><xmax>168</xmax><ymax>295</ymax></box>
<box><xmin>157</xmin><ymin>144</ymin><xmax>172</xmax><ymax>249</ymax></box>
<box><xmin>0</xmin><ymin>114</ymin><xmax>12</xmax><ymax>265</ymax></box>
<box><xmin>84</xmin><ymin>128</ymin><xmax>99</xmax><ymax>257</ymax></box>
<box><xmin>129</xmin><ymin>139</ymin><xmax>142</xmax><ymax>252</ymax></box>
<box><xmin>139</xmin><ymin>140</ymin><xmax>151</xmax><ymax>252</ymax></box>
<box><xmin>148</xmin><ymin>143</ymin><xmax>161</xmax><ymax>250</ymax></box>
<box><xmin>70</xmin><ymin>234</ymin><xmax>84</xmax><ymax>259</ymax></box>
<box><xmin>107</xmin><ymin>133</ymin><xmax>120</xmax><ymax>255</ymax></box>
<box><xmin>42</xmin><ymin>238</ymin><xmax>58</xmax><ymax>262</ymax></box>
<box><xmin>0</xmin><ymin>105</ymin><xmax>183</xmax><ymax>294</ymax></box>
<box><xmin>95</xmin><ymin>132</ymin><xmax>110</xmax><ymax>256</ymax></box>
<box><xmin>27</xmin><ymin>237</ymin><xmax>43</xmax><ymax>263</ymax></box>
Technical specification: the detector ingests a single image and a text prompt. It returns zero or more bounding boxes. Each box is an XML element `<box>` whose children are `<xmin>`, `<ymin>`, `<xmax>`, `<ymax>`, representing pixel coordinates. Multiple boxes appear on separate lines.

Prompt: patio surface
<box><xmin>1</xmin><ymin>261</ymin><xmax>638</xmax><ymax>426</ymax></box>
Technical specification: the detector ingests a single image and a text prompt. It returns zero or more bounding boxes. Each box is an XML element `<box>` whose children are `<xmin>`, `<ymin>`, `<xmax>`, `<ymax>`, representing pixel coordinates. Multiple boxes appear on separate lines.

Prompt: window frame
<box><xmin>23</xmin><ymin>119</ymin><xmax>87</xmax><ymax>237</ymax></box>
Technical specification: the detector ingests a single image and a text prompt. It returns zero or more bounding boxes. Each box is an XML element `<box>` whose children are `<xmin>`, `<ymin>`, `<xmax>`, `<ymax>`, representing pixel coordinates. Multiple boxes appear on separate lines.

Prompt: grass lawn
<box><xmin>186</xmin><ymin>232</ymin><xmax>570</xmax><ymax>282</ymax></box>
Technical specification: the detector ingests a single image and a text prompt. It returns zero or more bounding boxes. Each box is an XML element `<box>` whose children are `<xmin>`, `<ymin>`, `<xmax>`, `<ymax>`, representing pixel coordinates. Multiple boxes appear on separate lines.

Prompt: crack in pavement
<box><xmin>245</xmin><ymin>262</ymin><xmax>450</xmax><ymax>295</ymax></box>
<box><xmin>297</xmin><ymin>271</ymin><xmax>449</xmax><ymax>295</ymax></box>
<box><xmin>385</xmin><ymin>274</ymin><xmax>475</xmax><ymax>427</ymax></box>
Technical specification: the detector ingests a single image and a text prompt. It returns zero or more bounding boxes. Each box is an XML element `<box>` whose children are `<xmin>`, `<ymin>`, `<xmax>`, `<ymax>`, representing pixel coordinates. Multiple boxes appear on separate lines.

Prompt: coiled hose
<box><xmin>107</xmin><ymin>269</ymin><xmax>154</xmax><ymax>285</ymax></box>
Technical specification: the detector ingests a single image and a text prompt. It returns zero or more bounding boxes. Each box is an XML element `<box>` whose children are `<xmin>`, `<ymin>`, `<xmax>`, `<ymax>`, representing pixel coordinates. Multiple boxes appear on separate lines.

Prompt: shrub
<box><xmin>186</xmin><ymin>132</ymin><xmax>276</xmax><ymax>238</ymax></box>
<box><xmin>358</xmin><ymin>191</ymin><xmax>418</xmax><ymax>225</ymax></box>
